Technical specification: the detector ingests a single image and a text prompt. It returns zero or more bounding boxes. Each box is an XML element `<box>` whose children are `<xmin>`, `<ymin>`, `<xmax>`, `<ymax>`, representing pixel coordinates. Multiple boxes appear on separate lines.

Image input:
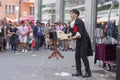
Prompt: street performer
<box><xmin>68</xmin><ymin>9</ymin><xmax>93</xmax><ymax>78</ymax></box>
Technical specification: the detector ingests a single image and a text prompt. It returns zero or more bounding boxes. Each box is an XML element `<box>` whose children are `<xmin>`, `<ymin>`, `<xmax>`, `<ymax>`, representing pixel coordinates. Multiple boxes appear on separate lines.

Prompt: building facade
<box><xmin>0</xmin><ymin>0</ymin><xmax>34</xmax><ymax>21</ymax></box>
<box><xmin>0</xmin><ymin>0</ymin><xmax>119</xmax><ymax>23</ymax></box>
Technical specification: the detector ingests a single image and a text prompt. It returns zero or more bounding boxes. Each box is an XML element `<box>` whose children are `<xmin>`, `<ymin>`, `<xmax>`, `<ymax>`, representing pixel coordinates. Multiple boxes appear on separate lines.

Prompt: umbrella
<box><xmin>24</xmin><ymin>15</ymin><xmax>34</xmax><ymax>21</ymax></box>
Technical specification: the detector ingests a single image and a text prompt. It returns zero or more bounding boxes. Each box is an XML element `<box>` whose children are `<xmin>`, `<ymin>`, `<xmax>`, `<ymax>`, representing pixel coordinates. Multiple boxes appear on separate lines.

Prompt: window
<box><xmin>12</xmin><ymin>5</ymin><xmax>15</xmax><ymax>14</ymax></box>
<box><xmin>5</xmin><ymin>4</ymin><xmax>15</xmax><ymax>14</ymax></box>
<box><xmin>30</xmin><ymin>6</ymin><xmax>34</xmax><ymax>15</ymax></box>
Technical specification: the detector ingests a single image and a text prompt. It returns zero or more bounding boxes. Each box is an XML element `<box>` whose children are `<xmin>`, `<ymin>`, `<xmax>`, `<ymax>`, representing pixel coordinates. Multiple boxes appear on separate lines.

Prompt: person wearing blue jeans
<box><xmin>33</xmin><ymin>21</ymin><xmax>42</xmax><ymax>51</ymax></box>
<box><xmin>35</xmin><ymin>37</ymin><xmax>41</xmax><ymax>50</ymax></box>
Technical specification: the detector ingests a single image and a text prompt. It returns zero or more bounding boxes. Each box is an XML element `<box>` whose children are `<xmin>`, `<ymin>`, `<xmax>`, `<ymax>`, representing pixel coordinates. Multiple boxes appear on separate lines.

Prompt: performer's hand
<box><xmin>72</xmin><ymin>35</ymin><xmax>79</xmax><ymax>40</ymax></box>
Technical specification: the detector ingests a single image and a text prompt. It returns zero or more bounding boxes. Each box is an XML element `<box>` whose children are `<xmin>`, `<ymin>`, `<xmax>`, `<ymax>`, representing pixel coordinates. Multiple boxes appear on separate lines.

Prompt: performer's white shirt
<box><xmin>67</xmin><ymin>18</ymin><xmax>81</xmax><ymax>38</ymax></box>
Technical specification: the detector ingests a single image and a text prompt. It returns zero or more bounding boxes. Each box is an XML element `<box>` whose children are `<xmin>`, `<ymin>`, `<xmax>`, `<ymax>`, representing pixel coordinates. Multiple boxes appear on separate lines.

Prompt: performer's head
<box><xmin>70</xmin><ymin>9</ymin><xmax>79</xmax><ymax>20</ymax></box>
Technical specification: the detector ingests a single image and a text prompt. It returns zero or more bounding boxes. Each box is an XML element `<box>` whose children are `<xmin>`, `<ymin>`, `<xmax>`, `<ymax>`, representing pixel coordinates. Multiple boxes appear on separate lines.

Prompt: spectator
<box><xmin>61</xmin><ymin>23</ymin><xmax>70</xmax><ymax>51</ymax></box>
<box><xmin>40</xmin><ymin>23</ymin><xmax>45</xmax><ymax>47</ymax></box>
<box><xmin>27</xmin><ymin>22</ymin><xmax>33</xmax><ymax>50</ymax></box>
<box><xmin>0</xmin><ymin>20</ymin><xmax>6</xmax><ymax>51</ymax></box>
<box><xmin>8</xmin><ymin>22</ymin><xmax>19</xmax><ymax>53</ymax></box>
<box><xmin>45</xmin><ymin>23</ymin><xmax>51</xmax><ymax>49</ymax></box>
<box><xmin>33</xmin><ymin>21</ymin><xmax>42</xmax><ymax>51</ymax></box>
<box><xmin>55</xmin><ymin>22</ymin><xmax>64</xmax><ymax>50</ymax></box>
<box><xmin>19</xmin><ymin>21</ymin><xmax>28</xmax><ymax>52</ymax></box>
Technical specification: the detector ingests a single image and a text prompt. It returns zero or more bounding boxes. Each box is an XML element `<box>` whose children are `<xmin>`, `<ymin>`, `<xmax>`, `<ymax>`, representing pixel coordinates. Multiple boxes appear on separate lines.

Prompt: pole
<box><xmin>118</xmin><ymin>0</ymin><xmax>120</xmax><ymax>41</ymax></box>
<box><xmin>85</xmin><ymin>0</ymin><xmax>97</xmax><ymax>50</ymax></box>
<box><xmin>116</xmin><ymin>1</ymin><xmax>120</xmax><ymax>80</ymax></box>
<box><xmin>34</xmin><ymin>0</ymin><xmax>42</xmax><ymax>23</ymax></box>
<box><xmin>18</xmin><ymin>0</ymin><xmax>23</xmax><ymax>23</ymax></box>
<box><xmin>51</xmin><ymin>3</ymin><xmax>54</xmax><ymax>23</ymax></box>
<box><xmin>55</xmin><ymin>0</ymin><xmax>64</xmax><ymax>22</ymax></box>
<box><xmin>18</xmin><ymin>3</ymin><xmax>21</xmax><ymax>22</ymax></box>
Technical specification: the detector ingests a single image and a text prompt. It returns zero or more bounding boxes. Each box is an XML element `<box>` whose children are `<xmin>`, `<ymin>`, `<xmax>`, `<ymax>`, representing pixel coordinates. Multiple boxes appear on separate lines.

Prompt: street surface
<box><xmin>0</xmin><ymin>48</ymin><xmax>115</xmax><ymax>80</ymax></box>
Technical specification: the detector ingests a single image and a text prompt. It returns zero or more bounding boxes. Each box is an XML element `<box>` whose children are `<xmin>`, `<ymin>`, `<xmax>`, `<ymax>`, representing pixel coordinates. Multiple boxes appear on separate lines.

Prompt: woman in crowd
<box><xmin>8</xmin><ymin>22</ymin><xmax>19</xmax><ymax>53</ymax></box>
<box><xmin>27</xmin><ymin>22</ymin><xmax>33</xmax><ymax>51</ymax></box>
<box><xmin>45</xmin><ymin>23</ymin><xmax>51</xmax><ymax>49</ymax></box>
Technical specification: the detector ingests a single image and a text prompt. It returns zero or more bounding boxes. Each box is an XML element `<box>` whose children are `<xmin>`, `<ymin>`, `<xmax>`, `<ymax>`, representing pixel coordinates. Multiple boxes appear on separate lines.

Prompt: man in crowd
<box><xmin>19</xmin><ymin>21</ymin><xmax>28</xmax><ymax>52</ymax></box>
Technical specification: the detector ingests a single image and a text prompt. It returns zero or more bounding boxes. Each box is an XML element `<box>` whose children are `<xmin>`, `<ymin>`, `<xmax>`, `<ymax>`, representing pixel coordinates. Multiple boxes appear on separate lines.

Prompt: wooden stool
<box><xmin>48</xmin><ymin>40</ymin><xmax>64</xmax><ymax>59</ymax></box>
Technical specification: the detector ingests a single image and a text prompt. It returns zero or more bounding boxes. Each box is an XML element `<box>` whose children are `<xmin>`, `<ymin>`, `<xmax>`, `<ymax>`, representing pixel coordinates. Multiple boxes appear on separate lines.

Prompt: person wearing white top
<box><xmin>19</xmin><ymin>21</ymin><xmax>28</xmax><ymax>52</ymax></box>
<box><xmin>69</xmin><ymin>9</ymin><xmax>93</xmax><ymax>78</ymax></box>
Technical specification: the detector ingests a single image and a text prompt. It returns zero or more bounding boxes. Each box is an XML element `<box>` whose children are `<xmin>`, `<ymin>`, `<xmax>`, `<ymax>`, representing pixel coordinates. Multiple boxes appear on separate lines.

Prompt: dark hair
<box><xmin>70</xmin><ymin>9</ymin><xmax>80</xmax><ymax>17</ymax></box>
<box><xmin>20</xmin><ymin>21</ymin><xmax>25</xmax><ymax>25</ymax></box>
<box><xmin>36</xmin><ymin>20</ymin><xmax>40</xmax><ymax>24</ymax></box>
<box><xmin>63</xmin><ymin>23</ymin><xmax>67</xmax><ymax>27</ymax></box>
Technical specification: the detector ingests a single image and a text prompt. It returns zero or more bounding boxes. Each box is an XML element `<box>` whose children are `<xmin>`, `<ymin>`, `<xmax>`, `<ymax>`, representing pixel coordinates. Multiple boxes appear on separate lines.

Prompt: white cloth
<box><xmin>102</xmin><ymin>37</ymin><xmax>118</xmax><ymax>44</ymax></box>
<box><xmin>70</xmin><ymin>20</ymin><xmax>75</xmax><ymax>28</ymax></box>
<box><xmin>67</xmin><ymin>32</ymin><xmax>72</xmax><ymax>37</ymax></box>
<box><xmin>76</xmin><ymin>32</ymin><xmax>81</xmax><ymax>38</ymax></box>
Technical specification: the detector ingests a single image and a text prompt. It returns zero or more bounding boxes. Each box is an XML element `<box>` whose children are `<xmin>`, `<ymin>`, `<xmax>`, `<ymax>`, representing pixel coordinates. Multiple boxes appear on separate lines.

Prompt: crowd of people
<box><xmin>0</xmin><ymin>18</ymin><xmax>76</xmax><ymax>53</ymax></box>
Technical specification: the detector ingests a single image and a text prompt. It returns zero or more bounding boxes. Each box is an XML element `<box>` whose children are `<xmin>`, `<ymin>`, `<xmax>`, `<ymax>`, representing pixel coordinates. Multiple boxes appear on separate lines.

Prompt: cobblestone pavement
<box><xmin>0</xmin><ymin>49</ymin><xmax>116</xmax><ymax>80</ymax></box>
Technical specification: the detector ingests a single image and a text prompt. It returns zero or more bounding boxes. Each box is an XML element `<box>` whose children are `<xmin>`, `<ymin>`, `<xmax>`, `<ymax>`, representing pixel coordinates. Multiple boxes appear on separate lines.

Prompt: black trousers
<box><xmin>40</xmin><ymin>35</ymin><xmax>45</xmax><ymax>47</ymax></box>
<box><xmin>75</xmin><ymin>41</ymin><xmax>91</xmax><ymax>73</ymax></box>
<box><xmin>10</xmin><ymin>38</ymin><xmax>17</xmax><ymax>51</ymax></box>
<box><xmin>3</xmin><ymin>39</ymin><xmax>6</xmax><ymax>50</ymax></box>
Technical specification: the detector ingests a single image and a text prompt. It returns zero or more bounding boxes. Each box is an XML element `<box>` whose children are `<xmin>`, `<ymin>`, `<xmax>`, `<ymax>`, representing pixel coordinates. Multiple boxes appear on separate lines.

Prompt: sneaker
<box><xmin>22</xmin><ymin>49</ymin><xmax>24</xmax><ymax>53</ymax></box>
<box><xmin>25</xmin><ymin>50</ymin><xmax>28</xmax><ymax>53</ymax></box>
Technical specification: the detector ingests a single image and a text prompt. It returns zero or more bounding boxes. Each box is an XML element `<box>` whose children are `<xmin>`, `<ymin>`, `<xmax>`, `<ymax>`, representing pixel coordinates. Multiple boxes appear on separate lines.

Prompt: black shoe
<box><xmin>64</xmin><ymin>49</ymin><xmax>68</xmax><ymax>51</ymax></box>
<box><xmin>71</xmin><ymin>49</ymin><xmax>75</xmax><ymax>51</ymax></box>
<box><xmin>61</xmin><ymin>49</ymin><xmax>65</xmax><ymax>51</ymax></box>
<box><xmin>82</xmin><ymin>72</ymin><xmax>91</xmax><ymax>78</ymax></box>
<box><xmin>72</xmin><ymin>72</ymin><xmax>82</xmax><ymax>76</ymax></box>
